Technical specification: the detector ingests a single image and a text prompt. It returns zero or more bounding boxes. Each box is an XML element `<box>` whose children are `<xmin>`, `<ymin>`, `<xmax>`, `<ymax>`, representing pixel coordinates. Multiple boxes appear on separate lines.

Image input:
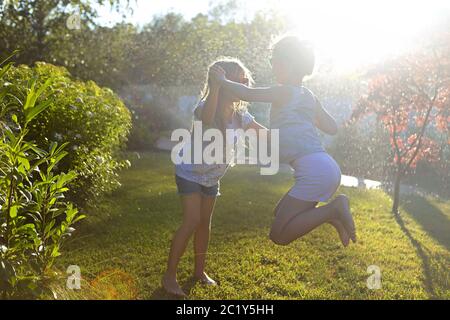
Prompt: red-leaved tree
<box><xmin>354</xmin><ymin>32</ymin><xmax>450</xmax><ymax>214</ymax></box>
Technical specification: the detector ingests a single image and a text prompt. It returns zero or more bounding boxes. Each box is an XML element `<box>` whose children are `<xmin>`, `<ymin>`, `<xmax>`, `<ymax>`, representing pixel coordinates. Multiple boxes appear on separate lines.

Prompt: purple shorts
<box><xmin>288</xmin><ymin>152</ymin><xmax>341</xmax><ymax>202</ymax></box>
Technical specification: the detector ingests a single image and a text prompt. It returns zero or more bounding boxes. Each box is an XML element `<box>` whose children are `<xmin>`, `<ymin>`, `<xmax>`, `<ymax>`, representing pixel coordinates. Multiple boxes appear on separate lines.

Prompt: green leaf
<box><xmin>44</xmin><ymin>220</ymin><xmax>56</xmax><ymax>237</ymax></box>
<box><xmin>58</xmin><ymin>171</ymin><xmax>77</xmax><ymax>187</ymax></box>
<box><xmin>73</xmin><ymin>214</ymin><xmax>86</xmax><ymax>224</ymax></box>
<box><xmin>51</xmin><ymin>245</ymin><xmax>60</xmax><ymax>258</ymax></box>
<box><xmin>23</xmin><ymin>78</ymin><xmax>52</xmax><ymax>112</ymax></box>
<box><xmin>18</xmin><ymin>156</ymin><xmax>30</xmax><ymax>170</ymax></box>
<box><xmin>0</xmin><ymin>62</ymin><xmax>13</xmax><ymax>79</ymax></box>
<box><xmin>9</xmin><ymin>205</ymin><xmax>18</xmax><ymax>218</ymax></box>
<box><xmin>0</xmin><ymin>50</ymin><xmax>19</xmax><ymax>67</ymax></box>
<box><xmin>49</xmin><ymin>141</ymin><xmax>58</xmax><ymax>155</ymax></box>
<box><xmin>17</xmin><ymin>164</ymin><xmax>27</xmax><ymax>175</ymax></box>
<box><xmin>25</xmin><ymin>98</ymin><xmax>52</xmax><ymax>123</ymax></box>
<box><xmin>23</xmin><ymin>78</ymin><xmax>37</xmax><ymax>111</ymax></box>
<box><xmin>54</xmin><ymin>142</ymin><xmax>69</xmax><ymax>155</ymax></box>
<box><xmin>24</xmin><ymin>142</ymin><xmax>47</xmax><ymax>157</ymax></box>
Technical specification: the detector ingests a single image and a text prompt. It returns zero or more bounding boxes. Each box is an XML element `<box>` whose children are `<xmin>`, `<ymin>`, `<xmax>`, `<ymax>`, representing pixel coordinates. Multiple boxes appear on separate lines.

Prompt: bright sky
<box><xmin>96</xmin><ymin>0</ymin><xmax>450</xmax><ymax>72</ymax></box>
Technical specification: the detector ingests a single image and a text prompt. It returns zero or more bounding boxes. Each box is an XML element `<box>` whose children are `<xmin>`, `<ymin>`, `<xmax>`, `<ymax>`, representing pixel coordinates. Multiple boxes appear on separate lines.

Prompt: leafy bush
<box><xmin>0</xmin><ymin>56</ymin><xmax>84</xmax><ymax>298</ymax></box>
<box><xmin>1</xmin><ymin>62</ymin><xmax>131</xmax><ymax>207</ymax></box>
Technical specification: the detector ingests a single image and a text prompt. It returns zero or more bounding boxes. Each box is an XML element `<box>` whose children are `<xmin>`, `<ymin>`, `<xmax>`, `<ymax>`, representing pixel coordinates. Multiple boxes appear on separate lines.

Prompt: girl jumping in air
<box><xmin>163</xmin><ymin>58</ymin><xmax>266</xmax><ymax>297</ymax></box>
<box><xmin>209</xmin><ymin>36</ymin><xmax>356</xmax><ymax>248</ymax></box>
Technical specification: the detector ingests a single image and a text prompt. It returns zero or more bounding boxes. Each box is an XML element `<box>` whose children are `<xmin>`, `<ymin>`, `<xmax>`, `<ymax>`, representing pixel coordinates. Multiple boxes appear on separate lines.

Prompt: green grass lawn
<box><xmin>54</xmin><ymin>151</ymin><xmax>450</xmax><ymax>299</ymax></box>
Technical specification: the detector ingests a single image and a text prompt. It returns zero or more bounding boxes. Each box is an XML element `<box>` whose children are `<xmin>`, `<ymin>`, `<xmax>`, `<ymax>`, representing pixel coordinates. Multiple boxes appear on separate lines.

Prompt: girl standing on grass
<box><xmin>209</xmin><ymin>36</ymin><xmax>356</xmax><ymax>248</ymax></box>
<box><xmin>163</xmin><ymin>58</ymin><xmax>266</xmax><ymax>297</ymax></box>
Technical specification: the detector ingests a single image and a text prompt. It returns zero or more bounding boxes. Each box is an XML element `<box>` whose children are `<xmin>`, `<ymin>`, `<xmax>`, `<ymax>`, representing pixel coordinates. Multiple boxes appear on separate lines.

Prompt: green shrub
<box><xmin>1</xmin><ymin>62</ymin><xmax>132</xmax><ymax>207</ymax></box>
<box><xmin>0</xmin><ymin>56</ymin><xmax>84</xmax><ymax>298</ymax></box>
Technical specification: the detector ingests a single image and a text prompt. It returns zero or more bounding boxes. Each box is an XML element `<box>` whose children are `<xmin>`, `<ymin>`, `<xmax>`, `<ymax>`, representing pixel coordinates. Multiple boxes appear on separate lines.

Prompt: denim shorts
<box><xmin>175</xmin><ymin>175</ymin><xmax>220</xmax><ymax>197</ymax></box>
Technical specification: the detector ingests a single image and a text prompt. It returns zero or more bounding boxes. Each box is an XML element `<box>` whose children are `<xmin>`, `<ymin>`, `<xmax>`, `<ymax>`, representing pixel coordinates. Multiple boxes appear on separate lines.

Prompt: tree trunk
<box><xmin>392</xmin><ymin>168</ymin><xmax>403</xmax><ymax>215</ymax></box>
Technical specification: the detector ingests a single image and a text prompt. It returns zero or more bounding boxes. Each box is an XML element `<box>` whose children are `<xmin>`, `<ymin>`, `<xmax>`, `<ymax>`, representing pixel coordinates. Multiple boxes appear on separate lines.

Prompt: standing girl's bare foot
<box><xmin>194</xmin><ymin>272</ymin><xmax>217</xmax><ymax>286</ymax></box>
<box><xmin>333</xmin><ymin>194</ymin><xmax>356</xmax><ymax>243</ymax></box>
<box><xmin>329</xmin><ymin>219</ymin><xmax>350</xmax><ymax>247</ymax></box>
<box><xmin>162</xmin><ymin>273</ymin><xmax>187</xmax><ymax>297</ymax></box>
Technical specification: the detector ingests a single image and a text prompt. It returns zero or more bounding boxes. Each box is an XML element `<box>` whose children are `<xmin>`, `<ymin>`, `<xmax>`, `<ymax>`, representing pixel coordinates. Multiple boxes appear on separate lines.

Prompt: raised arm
<box><xmin>197</xmin><ymin>85</ymin><xmax>219</xmax><ymax>125</ymax></box>
<box><xmin>195</xmin><ymin>66</ymin><xmax>224</xmax><ymax>125</ymax></box>
<box><xmin>220</xmin><ymin>80</ymin><xmax>285</xmax><ymax>104</ymax></box>
<box><xmin>314</xmin><ymin>98</ymin><xmax>338</xmax><ymax>135</ymax></box>
<box><xmin>210</xmin><ymin>65</ymin><xmax>290</xmax><ymax>105</ymax></box>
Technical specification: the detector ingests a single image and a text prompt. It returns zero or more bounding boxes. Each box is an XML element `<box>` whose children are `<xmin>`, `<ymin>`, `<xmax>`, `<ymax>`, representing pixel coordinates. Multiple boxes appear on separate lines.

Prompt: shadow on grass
<box><xmin>394</xmin><ymin>195</ymin><xmax>450</xmax><ymax>299</ymax></box>
<box><xmin>401</xmin><ymin>195</ymin><xmax>450</xmax><ymax>251</ymax></box>
<box><xmin>393</xmin><ymin>212</ymin><xmax>437</xmax><ymax>299</ymax></box>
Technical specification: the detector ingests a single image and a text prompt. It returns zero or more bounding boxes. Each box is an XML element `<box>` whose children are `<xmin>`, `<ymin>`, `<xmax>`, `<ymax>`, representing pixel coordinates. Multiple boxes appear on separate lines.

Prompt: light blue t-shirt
<box><xmin>270</xmin><ymin>86</ymin><xmax>325</xmax><ymax>164</ymax></box>
<box><xmin>175</xmin><ymin>101</ymin><xmax>255</xmax><ymax>187</ymax></box>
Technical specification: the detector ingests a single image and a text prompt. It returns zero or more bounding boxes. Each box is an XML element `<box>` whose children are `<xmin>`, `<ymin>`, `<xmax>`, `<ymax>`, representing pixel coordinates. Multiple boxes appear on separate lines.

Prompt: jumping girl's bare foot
<box><xmin>162</xmin><ymin>273</ymin><xmax>187</xmax><ymax>297</ymax></box>
<box><xmin>329</xmin><ymin>219</ymin><xmax>350</xmax><ymax>247</ymax></box>
<box><xmin>194</xmin><ymin>272</ymin><xmax>217</xmax><ymax>286</ymax></box>
<box><xmin>334</xmin><ymin>194</ymin><xmax>356</xmax><ymax>243</ymax></box>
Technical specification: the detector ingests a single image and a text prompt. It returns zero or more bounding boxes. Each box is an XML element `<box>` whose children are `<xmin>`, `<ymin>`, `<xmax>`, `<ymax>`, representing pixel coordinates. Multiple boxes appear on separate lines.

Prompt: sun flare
<box><xmin>269</xmin><ymin>0</ymin><xmax>449</xmax><ymax>71</ymax></box>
